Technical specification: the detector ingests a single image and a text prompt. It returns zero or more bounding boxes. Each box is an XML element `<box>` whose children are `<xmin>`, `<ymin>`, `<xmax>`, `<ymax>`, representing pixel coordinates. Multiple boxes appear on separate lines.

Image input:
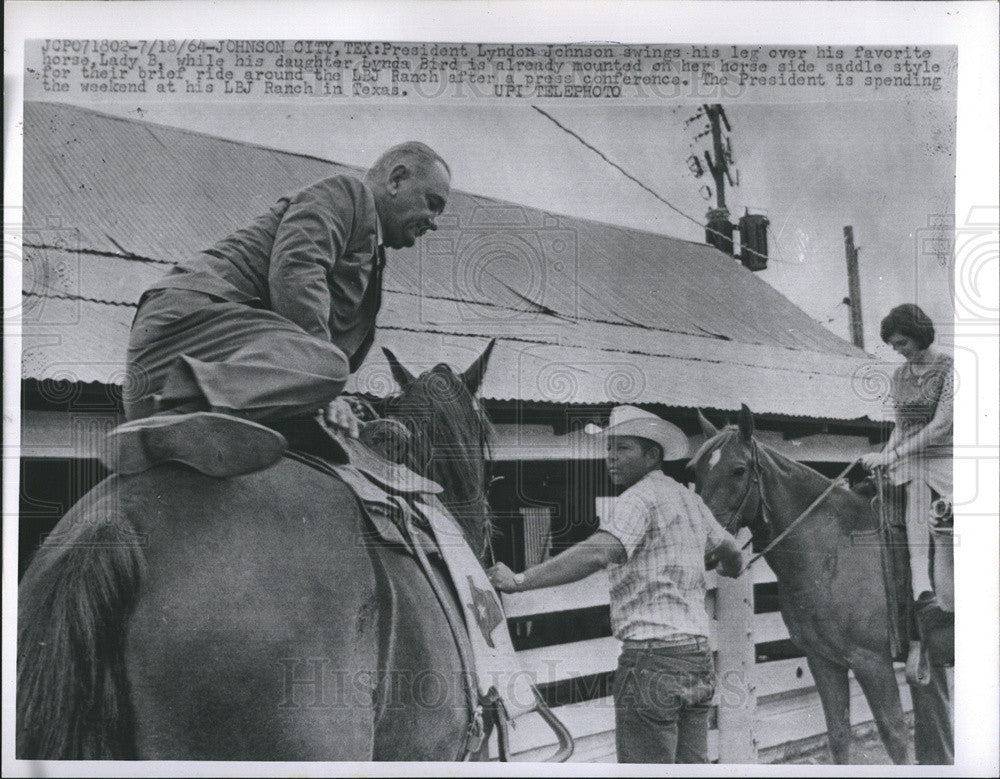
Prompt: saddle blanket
<box><xmin>328</xmin><ymin>459</ymin><xmax>538</xmax><ymax>721</ymax></box>
<box><xmin>411</xmin><ymin>498</ymin><xmax>538</xmax><ymax>720</ymax></box>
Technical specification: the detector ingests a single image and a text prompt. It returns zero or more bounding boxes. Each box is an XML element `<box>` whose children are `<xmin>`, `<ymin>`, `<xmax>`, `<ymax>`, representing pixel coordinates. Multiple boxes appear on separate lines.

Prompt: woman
<box><xmin>861</xmin><ymin>303</ymin><xmax>953</xmax><ymax>616</ymax></box>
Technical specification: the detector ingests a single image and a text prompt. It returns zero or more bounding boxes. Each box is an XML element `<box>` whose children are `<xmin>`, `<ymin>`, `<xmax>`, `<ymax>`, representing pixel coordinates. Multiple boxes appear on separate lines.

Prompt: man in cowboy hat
<box><xmin>487</xmin><ymin>405</ymin><xmax>742</xmax><ymax>764</ymax></box>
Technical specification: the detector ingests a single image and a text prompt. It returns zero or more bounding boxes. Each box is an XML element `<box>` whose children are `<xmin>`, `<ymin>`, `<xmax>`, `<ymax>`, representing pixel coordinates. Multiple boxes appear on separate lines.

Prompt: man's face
<box><xmin>606</xmin><ymin>436</ymin><xmax>659</xmax><ymax>489</ymax></box>
<box><xmin>380</xmin><ymin>160</ymin><xmax>450</xmax><ymax>249</ymax></box>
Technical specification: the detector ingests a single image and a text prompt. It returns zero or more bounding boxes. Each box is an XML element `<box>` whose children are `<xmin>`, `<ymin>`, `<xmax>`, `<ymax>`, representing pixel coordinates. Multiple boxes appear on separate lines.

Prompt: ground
<box><xmin>773</xmin><ymin>723</ymin><xmax>914</xmax><ymax>765</ymax></box>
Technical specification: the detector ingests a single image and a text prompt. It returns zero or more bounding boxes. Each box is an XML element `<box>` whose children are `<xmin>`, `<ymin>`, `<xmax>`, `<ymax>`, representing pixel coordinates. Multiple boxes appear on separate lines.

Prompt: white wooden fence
<box><xmin>493</xmin><ymin>552</ymin><xmax>914</xmax><ymax>763</ymax></box>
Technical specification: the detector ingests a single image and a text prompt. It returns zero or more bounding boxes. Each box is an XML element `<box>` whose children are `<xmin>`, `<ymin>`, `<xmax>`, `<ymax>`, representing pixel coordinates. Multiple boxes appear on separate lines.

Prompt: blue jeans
<box><xmin>612</xmin><ymin>640</ymin><xmax>715</xmax><ymax>763</ymax></box>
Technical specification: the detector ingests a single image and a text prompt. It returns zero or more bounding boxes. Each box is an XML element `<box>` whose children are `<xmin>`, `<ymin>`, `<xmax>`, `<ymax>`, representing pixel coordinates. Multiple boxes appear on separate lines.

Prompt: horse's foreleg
<box><xmin>806</xmin><ymin>654</ymin><xmax>852</xmax><ymax>764</ymax></box>
<box><xmin>852</xmin><ymin>658</ymin><xmax>910</xmax><ymax>764</ymax></box>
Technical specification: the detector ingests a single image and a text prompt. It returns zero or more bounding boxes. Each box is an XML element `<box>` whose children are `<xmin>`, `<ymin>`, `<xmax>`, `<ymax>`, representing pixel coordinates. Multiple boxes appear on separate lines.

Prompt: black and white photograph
<box><xmin>4</xmin><ymin>1</ymin><xmax>998</xmax><ymax>775</ymax></box>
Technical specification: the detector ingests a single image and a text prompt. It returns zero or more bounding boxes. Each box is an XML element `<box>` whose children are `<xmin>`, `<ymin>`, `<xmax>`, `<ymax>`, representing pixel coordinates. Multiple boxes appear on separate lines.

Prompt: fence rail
<box><xmin>495</xmin><ymin>549</ymin><xmax>914</xmax><ymax>763</ymax></box>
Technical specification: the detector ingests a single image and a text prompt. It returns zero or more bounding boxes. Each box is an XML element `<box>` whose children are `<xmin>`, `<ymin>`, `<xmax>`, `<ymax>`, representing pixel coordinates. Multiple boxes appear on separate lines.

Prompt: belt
<box><xmin>622</xmin><ymin>635</ymin><xmax>708</xmax><ymax>651</ymax></box>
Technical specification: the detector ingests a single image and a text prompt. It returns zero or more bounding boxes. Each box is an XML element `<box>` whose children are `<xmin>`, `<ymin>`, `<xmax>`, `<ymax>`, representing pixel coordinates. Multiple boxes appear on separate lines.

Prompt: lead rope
<box><xmin>737</xmin><ymin>453</ymin><xmax>861</xmax><ymax>577</ymax></box>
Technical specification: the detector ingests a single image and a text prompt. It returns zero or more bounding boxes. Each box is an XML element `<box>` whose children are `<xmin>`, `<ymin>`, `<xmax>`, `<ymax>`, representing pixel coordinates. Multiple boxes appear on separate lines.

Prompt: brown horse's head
<box><xmin>378</xmin><ymin>340</ymin><xmax>496</xmax><ymax>562</ymax></box>
<box><xmin>687</xmin><ymin>404</ymin><xmax>764</xmax><ymax>536</ymax></box>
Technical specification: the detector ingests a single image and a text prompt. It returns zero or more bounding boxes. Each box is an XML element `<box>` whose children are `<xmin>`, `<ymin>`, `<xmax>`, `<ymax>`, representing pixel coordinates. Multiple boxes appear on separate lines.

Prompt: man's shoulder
<box><xmin>641</xmin><ymin>470</ymin><xmax>686</xmax><ymax>494</ymax></box>
<box><xmin>633</xmin><ymin>471</ymin><xmax>707</xmax><ymax>513</ymax></box>
<box><xmin>298</xmin><ymin>173</ymin><xmax>372</xmax><ymax>202</ymax></box>
<box><xmin>621</xmin><ymin>470</ymin><xmax>684</xmax><ymax>504</ymax></box>
<box><xmin>292</xmin><ymin>174</ymin><xmax>378</xmax><ymax>231</ymax></box>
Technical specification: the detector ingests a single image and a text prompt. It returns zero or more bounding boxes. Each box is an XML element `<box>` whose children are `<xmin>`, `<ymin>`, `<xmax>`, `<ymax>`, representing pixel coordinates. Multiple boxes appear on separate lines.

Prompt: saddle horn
<box><xmin>460</xmin><ymin>339</ymin><xmax>496</xmax><ymax>395</ymax></box>
<box><xmin>382</xmin><ymin>347</ymin><xmax>416</xmax><ymax>389</ymax></box>
<box><xmin>696</xmin><ymin>409</ymin><xmax>719</xmax><ymax>438</ymax></box>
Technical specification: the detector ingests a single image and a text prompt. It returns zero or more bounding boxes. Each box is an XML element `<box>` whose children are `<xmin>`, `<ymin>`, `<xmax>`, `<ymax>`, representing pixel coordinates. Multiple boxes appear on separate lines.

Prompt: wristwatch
<box><xmin>513</xmin><ymin>572</ymin><xmax>526</xmax><ymax>589</ymax></box>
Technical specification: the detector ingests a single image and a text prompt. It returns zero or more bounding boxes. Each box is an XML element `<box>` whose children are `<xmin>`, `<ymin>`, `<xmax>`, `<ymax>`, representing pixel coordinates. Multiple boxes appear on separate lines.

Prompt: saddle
<box><xmin>281</xmin><ymin>418</ymin><xmax>561</xmax><ymax>758</ymax></box>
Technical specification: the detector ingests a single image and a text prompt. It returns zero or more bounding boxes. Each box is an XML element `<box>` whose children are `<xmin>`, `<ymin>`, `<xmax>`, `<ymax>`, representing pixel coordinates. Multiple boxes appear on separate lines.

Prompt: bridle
<box><xmin>728</xmin><ymin>439</ymin><xmax>773</xmax><ymax>541</ymax></box>
<box><xmin>722</xmin><ymin>438</ymin><xmax>859</xmax><ymax>577</ymax></box>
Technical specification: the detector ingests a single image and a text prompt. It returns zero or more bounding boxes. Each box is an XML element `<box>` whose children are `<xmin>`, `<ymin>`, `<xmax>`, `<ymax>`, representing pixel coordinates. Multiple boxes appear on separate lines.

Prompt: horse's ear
<box><xmin>382</xmin><ymin>347</ymin><xmax>416</xmax><ymax>389</ymax></box>
<box><xmin>738</xmin><ymin>404</ymin><xmax>755</xmax><ymax>442</ymax></box>
<box><xmin>461</xmin><ymin>339</ymin><xmax>496</xmax><ymax>395</ymax></box>
<box><xmin>696</xmin><ymin>409</ymin><xmax>719</xmax><ymax>438</ymax></box>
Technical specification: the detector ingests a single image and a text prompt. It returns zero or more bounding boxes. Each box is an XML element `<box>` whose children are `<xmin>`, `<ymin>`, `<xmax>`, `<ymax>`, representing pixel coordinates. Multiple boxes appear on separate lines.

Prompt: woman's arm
<box><xmin>884</xmin><ymin>422</ymin><xmax>905</xmax><ymax>452</ymax></box>
<box><xmin>865</xmin><ymin>377</ymin><xmax>953</xmax><ymax>469</ymax></box>
<box><xmin>892</xmin><ymin>386</ymin><xmax>952</xmax><ymax>460</ymax></box>
<box><xmin>861</xmin><ymin>415</ymin><xmax>907</xmax><ymax>469</ymax></box>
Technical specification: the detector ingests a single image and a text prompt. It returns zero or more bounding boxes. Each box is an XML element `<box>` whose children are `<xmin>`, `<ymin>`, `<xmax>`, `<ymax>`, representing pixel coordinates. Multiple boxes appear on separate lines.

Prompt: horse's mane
<box><xmin>691</xmin><ymin>427</ymin><xmax>840</xmax><ymax>488</ymax></box>
<box><xmin>380</xmin><ymin>365</ymin><xmax>495</xmax><ymax>559</ymax></box>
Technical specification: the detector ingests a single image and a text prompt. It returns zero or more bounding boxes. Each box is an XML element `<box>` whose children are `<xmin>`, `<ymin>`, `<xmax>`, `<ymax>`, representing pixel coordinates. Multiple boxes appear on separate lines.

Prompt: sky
<box><xmin>38</xmin><ymin>96</ymin><xmax>956</xmax><ymax>360</ymax></box>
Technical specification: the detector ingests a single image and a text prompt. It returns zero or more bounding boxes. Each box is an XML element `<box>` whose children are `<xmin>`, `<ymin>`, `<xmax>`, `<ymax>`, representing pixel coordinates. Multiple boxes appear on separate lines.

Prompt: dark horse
<box><xmin>690</xmin><ymin>406</ymin><xmax>952</xmax><ymax>765</ymax></box>
<box><xmin>18</xmin><ymin>343</ymin><xmax>498</xmax><ymax>761</ymax></box>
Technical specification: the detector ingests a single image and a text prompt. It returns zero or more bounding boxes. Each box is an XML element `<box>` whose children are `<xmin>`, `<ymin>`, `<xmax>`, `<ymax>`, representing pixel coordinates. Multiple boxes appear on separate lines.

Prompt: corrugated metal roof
<box><xmin>21</xmin><ymin>101</ymin><xmax>889</xmax><ymax>420</ymax></box>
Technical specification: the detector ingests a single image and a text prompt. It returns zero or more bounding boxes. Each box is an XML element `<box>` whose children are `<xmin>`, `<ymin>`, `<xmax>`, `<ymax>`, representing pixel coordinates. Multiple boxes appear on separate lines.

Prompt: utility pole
<box><xmin>703</xmin><ymin>104</ymin><xmax>736</xmax><ymax>256</ymax></box>
<box><xmin>704</xmin><ymin>104</ymin><xmax>734</xmax><ymax>212</ymax></box>
<box><xmin>685</xmin><ymin>105</ymin><xmax>768</xmax><ymax>270</ymax></box>
<box><xmin>843</xmin><ymin>226</ymin><xmax>864</xmax><ymax>349</ymax></box>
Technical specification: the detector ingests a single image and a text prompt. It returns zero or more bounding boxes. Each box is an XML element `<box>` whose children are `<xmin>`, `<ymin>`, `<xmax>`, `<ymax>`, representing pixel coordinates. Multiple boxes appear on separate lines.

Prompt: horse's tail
<box><xmin>17</xmin><ymin>498</ymin><xmax>146</xmax><ymax>759</ymax></box>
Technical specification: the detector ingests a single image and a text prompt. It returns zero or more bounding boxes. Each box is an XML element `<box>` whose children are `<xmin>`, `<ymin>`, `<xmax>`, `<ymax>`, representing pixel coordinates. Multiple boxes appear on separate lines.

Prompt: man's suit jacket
<box><xmin>149</xmin><ymin>175</ymin><xmax>383</xmax><ymax>372</ymax></box>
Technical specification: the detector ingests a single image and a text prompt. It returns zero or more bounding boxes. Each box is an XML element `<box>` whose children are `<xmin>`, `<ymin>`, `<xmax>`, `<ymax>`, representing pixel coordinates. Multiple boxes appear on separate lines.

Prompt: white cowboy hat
<box><xmin>585</xmin><ymin>405</ymin><xmax>690</xmax><ymax>461</ymax></box>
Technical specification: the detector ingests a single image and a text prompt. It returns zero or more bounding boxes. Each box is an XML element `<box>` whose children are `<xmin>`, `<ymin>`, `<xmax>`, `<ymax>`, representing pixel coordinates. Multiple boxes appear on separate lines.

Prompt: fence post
<box><xmin>715</xmin><ymin>528</ymin><xmax>758</xmax><ymax>763</ymax></box>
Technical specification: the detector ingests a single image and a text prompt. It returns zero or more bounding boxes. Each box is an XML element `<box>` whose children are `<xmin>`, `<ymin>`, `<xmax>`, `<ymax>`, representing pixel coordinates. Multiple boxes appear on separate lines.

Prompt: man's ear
<box><xmin>647</xmin><ymin>444</ymin><xmax>663</xmax><ymax>468</ymax></box>
<box><xmin>387</xmin><ymin>163</ymin><xmax>409</xmax><ymax>193</ymax></box>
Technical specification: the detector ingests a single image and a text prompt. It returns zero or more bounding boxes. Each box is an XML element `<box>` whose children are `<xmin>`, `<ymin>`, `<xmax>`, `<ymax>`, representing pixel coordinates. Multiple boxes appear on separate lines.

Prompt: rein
<box><xmin>735</xmin><ymin>442</ymin><xmax>861</xmax><ymax>577</ymax></box>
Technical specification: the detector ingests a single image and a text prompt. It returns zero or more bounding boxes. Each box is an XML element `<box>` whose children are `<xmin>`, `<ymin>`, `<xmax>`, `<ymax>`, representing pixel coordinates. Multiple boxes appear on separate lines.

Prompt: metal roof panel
<box><xmin>21</xmin><ymin>101</ymin><xmax>884</xmax><ymax>421</ymax></box>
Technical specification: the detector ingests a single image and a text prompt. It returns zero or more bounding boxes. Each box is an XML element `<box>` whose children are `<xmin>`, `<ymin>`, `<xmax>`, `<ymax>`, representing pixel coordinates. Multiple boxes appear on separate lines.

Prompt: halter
<box><xmin>729</xmin><ymin>439</ymin><xmax>772</xmax><ymax>536</ymax></box>
<box><xmin>733</xmin><ymin>439</ymin><xmax>860</xmax><ymax>577</ymax></box>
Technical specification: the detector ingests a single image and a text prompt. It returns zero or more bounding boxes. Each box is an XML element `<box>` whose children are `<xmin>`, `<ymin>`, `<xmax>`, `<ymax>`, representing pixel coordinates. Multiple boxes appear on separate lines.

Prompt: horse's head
<box><xmin>378</xmin><ymin>340</ymin><xmax>496</xmax><ymax>561</ymax></box>
<box><xmin>688</xmin><ymin>404</ymin><xmax>766</xmax><ymax>538</ymax></box>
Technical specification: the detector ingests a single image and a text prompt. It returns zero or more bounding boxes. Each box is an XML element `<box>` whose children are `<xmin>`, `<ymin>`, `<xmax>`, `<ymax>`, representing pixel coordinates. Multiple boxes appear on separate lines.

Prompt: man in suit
<box><xmin>108</xmin><ymin>141</ymin><xmax>450</xmax><ymax>477</ymax></box>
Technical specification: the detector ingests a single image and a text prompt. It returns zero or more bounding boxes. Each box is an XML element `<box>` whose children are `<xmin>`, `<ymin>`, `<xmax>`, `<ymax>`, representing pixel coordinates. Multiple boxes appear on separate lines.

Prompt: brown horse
<box><xmin>690</xmin><ymin>405</ymin><xmax>952</xmax><ymax>764</ymax></box>
<box><xmin>18</xmin><ymin>344</ymin><xmax>498</xmax><ymax>760</ymax></box>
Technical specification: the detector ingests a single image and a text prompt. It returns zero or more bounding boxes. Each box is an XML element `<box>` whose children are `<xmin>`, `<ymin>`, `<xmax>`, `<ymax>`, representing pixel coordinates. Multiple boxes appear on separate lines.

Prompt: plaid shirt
<box><xmin>599</xmin><ymin>471</ymin><xmax>730</xmax><ymax>642</ymax></box>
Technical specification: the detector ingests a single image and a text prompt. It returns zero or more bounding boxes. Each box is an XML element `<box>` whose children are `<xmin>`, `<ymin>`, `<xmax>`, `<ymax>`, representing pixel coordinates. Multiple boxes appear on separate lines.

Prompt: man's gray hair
<box><xmin>365</xmin><ymin>141</ymin><xmax>450</xmax><ymax>184</ymax></box>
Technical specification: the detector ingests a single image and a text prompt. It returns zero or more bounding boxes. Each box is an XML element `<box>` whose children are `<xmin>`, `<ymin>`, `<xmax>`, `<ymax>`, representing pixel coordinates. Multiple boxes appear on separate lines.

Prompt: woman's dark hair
<box><xmin>880</xmin><ymin>303</ymin><xmax>935</xmax><ymax>349</ymax></box>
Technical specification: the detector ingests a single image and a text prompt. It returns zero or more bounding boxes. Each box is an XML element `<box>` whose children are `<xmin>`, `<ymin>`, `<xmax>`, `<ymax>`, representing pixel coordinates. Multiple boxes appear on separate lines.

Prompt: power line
<box><xmin>531</xmin><ymin>105</ymin><xmax>707</xmax><ymax>230</ymax></box>
<box><xmin>531</xmin><ymin>105</ymin><xmax>769</xmax><ymax>264</ymax></box>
